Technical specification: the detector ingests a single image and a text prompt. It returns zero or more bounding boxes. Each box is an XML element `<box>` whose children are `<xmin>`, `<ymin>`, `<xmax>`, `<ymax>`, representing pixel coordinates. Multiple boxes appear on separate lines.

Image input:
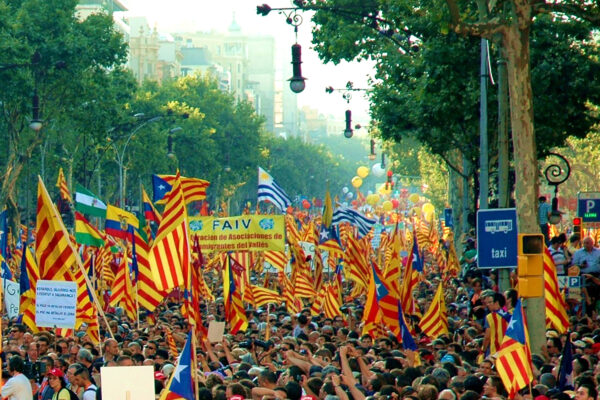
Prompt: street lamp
<box><xmin>325</xmin><ymin>81</ymin><xmax>367</xmax><ymax>138</ymax></box>
<box><xmin>257</xmin><ymin>4</ymin><xmax>307</xmax><ymax>93</ymax></box>
<box><xmin>543</xmin><ymin>152</ymin><xmax>571</xmax><ymax>225</ymax></box>
<box><xmin>167</xmin><ymin>126</ymin><xmax>183</xmax><ymax>159</ymax></box>
<box><xmin>109</xmin><ymin>116</ymin><xmax>162</xmax><ymax>207</ymax></box>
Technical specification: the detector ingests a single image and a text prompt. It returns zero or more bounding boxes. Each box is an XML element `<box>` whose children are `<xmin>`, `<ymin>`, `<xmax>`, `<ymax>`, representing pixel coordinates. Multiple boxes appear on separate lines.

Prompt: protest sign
<box><xmin>35</xmin><ymin>280</ymin><xmax>77</xmax><ymax>329</ymax></box>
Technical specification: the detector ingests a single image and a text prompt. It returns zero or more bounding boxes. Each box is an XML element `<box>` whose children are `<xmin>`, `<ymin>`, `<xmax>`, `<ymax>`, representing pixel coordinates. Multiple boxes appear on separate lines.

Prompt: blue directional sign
<box><xmin>476</xmin><ymin>208</ymin><xmax>518</xmax><ymax>269</ymax></box>
<box><xmin>444</xmin><ymin>208</ymin><xmax>453</xmax><ymax>229</ymax></box>
<box><xmin>578</xmin><ymin>192</ymin><xmax>600</xmax><ymax>222</ymax></box>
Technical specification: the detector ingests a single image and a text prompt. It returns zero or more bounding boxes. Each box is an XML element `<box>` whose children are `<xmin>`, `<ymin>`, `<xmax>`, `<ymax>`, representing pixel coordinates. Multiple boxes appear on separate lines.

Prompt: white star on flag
<box><xmin>320</xmin><ymin>230</ymin><xmax>329</xmax><ymax>240</ymax></box>
<box><xmin>173</xmin><ymin>359</ymin><xmax>189</xmax><ymax>383</ymax></box>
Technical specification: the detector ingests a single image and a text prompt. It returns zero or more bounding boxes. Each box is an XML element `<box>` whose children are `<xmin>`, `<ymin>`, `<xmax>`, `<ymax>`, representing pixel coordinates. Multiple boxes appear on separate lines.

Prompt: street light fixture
<box><xmin>543</xmin><ymin>152</ymin><xmax>571</xmax><ymax>225</ymax></box>
<box><xmin>167</xmin><ymin>126</ymin><xmax>183</xmax><ymax>158</ymax></box>
<box><xmin>257</xmin><ymin>3</ymin><xmax>307</xmax><ymax>94</ymax></box>
<box><xmin>110</xmin><ymin>116</ymin><xmax>162</xmax><ymax>207</ymax></box>
<box><xmin>325</xmin><ymin>81</ymin><xmax>368</xmax><ymax>138</ymax></box>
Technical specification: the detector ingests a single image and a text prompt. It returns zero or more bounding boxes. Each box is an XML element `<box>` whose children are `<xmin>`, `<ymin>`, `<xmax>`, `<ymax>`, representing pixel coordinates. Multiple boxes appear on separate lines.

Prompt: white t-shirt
<box><xmin>1</xmin><ymin>373</ymin><xmax>33</xmax><ymax>400</ymax></box>
<box><xmin>550</xmin><ymin>247</ymin><xmax>567</xmax><ymax>274</ymax></box>
<box><xmin>82</xmin><ymin>384</ymin><xmax>97</xmax><ymax>400</ymax></box>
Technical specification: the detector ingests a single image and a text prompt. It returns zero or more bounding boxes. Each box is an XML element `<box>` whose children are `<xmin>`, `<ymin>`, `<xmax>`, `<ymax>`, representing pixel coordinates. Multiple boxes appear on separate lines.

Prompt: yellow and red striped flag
<box><xmin>150</xmin><ymin>173</ymin><xmax>191</xmax><ymax>291</ymax></box>
<box><xmin>19</xmin><ymin>246</ymin><xmax>39</xmax><ymax>333</ymax></box>
<box><xmin>35</xmin><ymin>177</ymin><xmax>76</xmax><ymax>280</ymax></box>
<box><xmin>418</xmin><ymin>283</ymin><xmax>448</xmax><ymax>338</ymax></box>
<box><xmin>264</xmin><ymin>250</ymin><xmax>288</xmax><ymax>271</ymax></box>
<box><xmin>495</xmin><ymin>299</ymin><xmax>533</xmax><ymax>399</ymax></box>
<box><xmin>344</xmin><ymin>234</ymin><xmax>370</xmax><ymax>290</ymax></box>
<box><xmin>223</xmin><ymin>254</ymin><xmax>248</xmax><ymax>334</ymax></box>
<box><xmin>279</xmin><ymin>271</ymin><xmax>300</xmax><ymax>314</ymax></box>
<box><xmin>322</xmin><ymin>283</ymin><xmax>342</xmax><ymax>319</ymax></box>
<box><xmin>135</xmin><ymin>227</ymin><xmax>168</xmax><ymax>312</ymax></box>
<box><xmin>55</xmin><ymin>168</ymin><xmax>72</xmax><ymax>203</ymax></box>
<box><xmin>543</xmin><ymin>247</ymin><xmax>569</xmax><ymax>333</ymax></box>
<box><xmin>244</xmin><ymin>284</ymin><xmax>282</xmax><ymax>307</ymax></box>
<box><xmin>109</xmin><ymin>255</ymin><xmax>136</xmax><ymax>321</ymax></box>
<box><xmin>165</xmin><ymin>327</ymin><xmax>179</xmax><ymax>358</ymax></box>
<box><xmin>156</xmin><ymin>174</ymin><xmax>210</xmax><ymax>204</ymax></box>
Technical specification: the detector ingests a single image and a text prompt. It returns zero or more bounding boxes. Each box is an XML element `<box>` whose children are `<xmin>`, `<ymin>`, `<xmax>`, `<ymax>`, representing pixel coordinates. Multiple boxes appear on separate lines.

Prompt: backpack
<box><xmin>59</xmin><ymin>388</ymin><xmax>80</xmax><ymax>400</ymax></box>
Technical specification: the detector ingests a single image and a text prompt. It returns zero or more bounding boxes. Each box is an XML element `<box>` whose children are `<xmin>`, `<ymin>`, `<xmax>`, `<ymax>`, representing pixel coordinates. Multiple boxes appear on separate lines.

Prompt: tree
<box><xmin>0</xmin><ymin>0</ymin><xmax>128</xmax><ymax>222</ymax></box>
<box><xmin>302</xmin><ymin>1</ymin><xmax>600</xmax><ymax>229</ymax></box>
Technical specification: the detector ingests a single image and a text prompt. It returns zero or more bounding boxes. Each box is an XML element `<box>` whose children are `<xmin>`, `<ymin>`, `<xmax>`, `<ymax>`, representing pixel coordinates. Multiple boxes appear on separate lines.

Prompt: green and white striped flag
<box><xmin>75</xmin><ymin>184</ymin><xmax>107</xmax><ymax>218</ymax></box>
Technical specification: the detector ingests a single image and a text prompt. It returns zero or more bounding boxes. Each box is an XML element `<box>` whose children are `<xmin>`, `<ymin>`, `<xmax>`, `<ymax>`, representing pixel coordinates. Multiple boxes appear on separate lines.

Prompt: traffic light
<box><xmin>517</xmin><ymin>233</ymin><xmax>544</xmax><ymax>298</ymax></box>
<box><xmin>573</xmin><ymin>217</ymin><xmax>582</xmax><ymax>236</ymax></box>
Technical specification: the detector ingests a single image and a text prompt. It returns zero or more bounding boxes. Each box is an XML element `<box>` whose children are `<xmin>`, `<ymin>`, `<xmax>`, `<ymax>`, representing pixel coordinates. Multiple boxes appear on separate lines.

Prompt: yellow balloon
<box><xmin>357</xmin><ymin>166</ymin><xmax>369</xmax><ymax>179</ymax></box>
<box><xmin>379</xmin><ymin>186</ymin><xmax>391</xmax><ymax>196</ymax></box>
<box><xmin>422</xmin><ymin>203</ymin><xmax>435</xmax><ymax>214</ymax></box>
<box><xmin>382</xmin><ymin>200</ymin><xmax>393</xmax><ymax>212</ymax></box>
<box><xmin>412</xmin><ymin>207</ymin><xmax>422</xmax><ymax>216</ymax></box>
<box><xmin>351</xmin><ymin>176</ymin><xmax>363</xmax><ymax>188</ymax></box>
<box><xmin>370</xmin><ymin>194</ymin><xmax>380</xmax><ymax>205</ymax></box>
<box><xmin>409</xmin><ymin>193</ymin><xmax>420</xmax><ymax>203</ymax></box>
<box><xmin>424</xmin><ymin>210</ymin><xmax>433</xmax><ymax>222</ymax></box>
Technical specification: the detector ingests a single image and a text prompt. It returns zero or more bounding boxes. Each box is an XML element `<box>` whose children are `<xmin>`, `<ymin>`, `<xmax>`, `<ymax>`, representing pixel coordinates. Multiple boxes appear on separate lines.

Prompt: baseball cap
<box><xmin>47</xmin><ymin>368</ymin><xmax>64</xmax><ymax>378</ymax></box>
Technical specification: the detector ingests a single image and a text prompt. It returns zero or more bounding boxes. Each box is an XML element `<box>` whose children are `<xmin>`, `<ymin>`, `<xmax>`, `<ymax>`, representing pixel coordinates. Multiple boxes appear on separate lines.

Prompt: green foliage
<box><xmin>304</xmin><ymin>0</ymin><xmax>600</xmax><ymax>164</ymax></box>
<box><xmin>0</xmin><ymin>0</ymin><xmax>130</xmax><ymax>219</ymax></box>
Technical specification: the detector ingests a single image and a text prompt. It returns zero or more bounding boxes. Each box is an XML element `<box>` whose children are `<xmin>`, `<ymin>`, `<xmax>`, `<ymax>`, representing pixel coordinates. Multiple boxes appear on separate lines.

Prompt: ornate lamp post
<box><xmin>257</xmin><ymin>4</ymin><xmax>307</xmax><ymax>93</ymax></box>
<box><xmin>543</xmin><ymin>152</ymin><xmax>571</xmax><ymax>225</ymax></box>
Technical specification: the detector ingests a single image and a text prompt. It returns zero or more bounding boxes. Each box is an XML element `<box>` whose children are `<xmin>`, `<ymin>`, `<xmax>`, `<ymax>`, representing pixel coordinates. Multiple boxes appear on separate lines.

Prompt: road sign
<box><xmin>477</xmin><ymin>208</ymin><xmax>518</xmax><ymax>269</ymax></box>
<box><xmin>444</xmin><ymin>208</ymin><xmax>453</xmax><ymax>228</ymax></box>
<box><xmin>578</xmin><ymin>192</ymin><xmax>600</xmax><ymax>222</ymax></box>
<box><xmin>558</xmin><ymin>276</ymin><xmax>582</xmax><ymax>301</ymax></box>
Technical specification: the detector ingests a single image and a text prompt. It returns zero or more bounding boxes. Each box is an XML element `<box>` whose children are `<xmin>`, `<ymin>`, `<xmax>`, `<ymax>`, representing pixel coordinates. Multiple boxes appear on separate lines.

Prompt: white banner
<box><xmin>2</xmin><ymin>279</ymin><xmax>20</xmax><ymax>319</ymax></box>
<box><xmin>35</xmin><ymin>280</ymin><xmax>77</xmax><ymax>329</ymax></box>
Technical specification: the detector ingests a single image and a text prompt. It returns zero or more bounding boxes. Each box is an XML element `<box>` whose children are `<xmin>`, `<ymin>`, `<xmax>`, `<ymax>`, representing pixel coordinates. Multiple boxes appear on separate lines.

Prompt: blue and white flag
<box><xmin>257</xmin><ymin>167</ymin><xmax>291</xmax><ymax>212</ymax></box>
<box><xmin>332</xmin><ymin>206</ymin><xmax>376</xmax><ymax>238</ymax></box>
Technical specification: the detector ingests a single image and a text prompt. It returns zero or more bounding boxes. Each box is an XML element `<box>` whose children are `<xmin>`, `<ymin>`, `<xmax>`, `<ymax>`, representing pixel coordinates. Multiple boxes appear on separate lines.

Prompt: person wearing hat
<box><xmin>2</xmin><ymin>355</ymin><xmax>33</xmax><ymax>400</ymax></box>
<box><xmin>46</xmin><ymin>368</ymin><xmax>76</xmax><ymax>400</ymax></box>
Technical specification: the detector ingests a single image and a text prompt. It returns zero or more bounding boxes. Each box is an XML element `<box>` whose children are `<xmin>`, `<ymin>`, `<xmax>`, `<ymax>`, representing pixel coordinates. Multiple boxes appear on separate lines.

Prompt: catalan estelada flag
<box><xmin>153</xmin><ymin>174</ymin><xmax>210</xmax><ymax>204</ymax></box>
<box><xmin>35</xmin><ymin>177</ymin><xmax>76</xmax><ymax>280</ymax></box>
<box><xmin>159</xmin><ymin>330</ymin><xmax>194</xmax><ymax>400</ymax></box>
<box><xmin>150</xmin><ymin>173</ymin><xmax>190</xmax><ymax>291</ymax></box>
<box><xmin>105</xmin><ymin>205</ymin><xmax>139</xmax><ymax>240</ymax></box>
<box><xmin>495</xmin><ymin>299</ymin><xmax>533</xmax><ymax>399</ymax></box>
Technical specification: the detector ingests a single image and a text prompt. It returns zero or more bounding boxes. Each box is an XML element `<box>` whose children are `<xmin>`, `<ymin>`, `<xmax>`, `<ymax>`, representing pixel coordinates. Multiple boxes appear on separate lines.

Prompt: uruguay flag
<box><xmin>257</xmin><ymin>167</ymin><xmax>291</xmax><ymax>212</ymax></box>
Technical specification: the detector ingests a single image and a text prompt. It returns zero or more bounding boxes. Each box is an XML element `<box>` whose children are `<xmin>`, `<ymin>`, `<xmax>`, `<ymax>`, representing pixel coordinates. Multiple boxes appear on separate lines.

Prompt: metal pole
<box><xmin>479</xmin><ymin>38</ymin><xmax>489</xmax><ymax>210</ymax></box>
<box><xmin>119</xmin><ymin>157</ymin><xmax>124</xmax><ymax>208</ymax></box>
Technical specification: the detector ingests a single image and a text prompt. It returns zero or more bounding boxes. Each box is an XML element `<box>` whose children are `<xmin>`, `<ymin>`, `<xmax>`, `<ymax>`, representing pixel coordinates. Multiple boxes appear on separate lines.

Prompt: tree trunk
<box><xmin>504</xmin><ymin>2</ymin><xmax>545</xmax><ymax>354</ymax></box>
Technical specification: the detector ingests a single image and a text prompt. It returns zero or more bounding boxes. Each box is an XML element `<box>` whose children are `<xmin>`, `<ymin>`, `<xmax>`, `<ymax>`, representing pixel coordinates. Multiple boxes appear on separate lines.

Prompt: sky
<box><xmin>121</xmin><ymin>0</ymin><xmax>374</xmax><ymax>123</ymax></box>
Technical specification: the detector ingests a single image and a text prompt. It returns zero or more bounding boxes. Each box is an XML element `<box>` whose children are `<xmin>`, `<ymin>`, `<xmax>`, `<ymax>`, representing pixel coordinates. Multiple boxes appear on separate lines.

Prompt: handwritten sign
<box><xmin>35</xmin><ymin>280</ymin><xmax>77</xmax><ymax>329</ymax></box>
<box><xmin>2</xmin><ymin>279</ymin><xmax>20</xmax><ymax>319</ymax></box>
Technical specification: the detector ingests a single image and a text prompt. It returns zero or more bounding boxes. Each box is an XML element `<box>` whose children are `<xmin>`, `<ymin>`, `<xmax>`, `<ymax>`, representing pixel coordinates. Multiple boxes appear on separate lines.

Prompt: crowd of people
<box><xmin>1</xmin><ymin>233</ymin><xmax>599</xmax><ymax>400</ymax></box>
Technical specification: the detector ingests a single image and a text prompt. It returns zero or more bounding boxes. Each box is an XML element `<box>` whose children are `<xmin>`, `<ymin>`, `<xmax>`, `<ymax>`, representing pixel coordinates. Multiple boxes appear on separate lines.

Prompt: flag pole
<box><xmin>192</xmin><ymin>325</ymin><xmax>200</xmax><ymax>400</ymax></box>
<box><xmin>37</xmin><ymin>176</ymin><xmax>115</xmax><ymax>341</ymax></box>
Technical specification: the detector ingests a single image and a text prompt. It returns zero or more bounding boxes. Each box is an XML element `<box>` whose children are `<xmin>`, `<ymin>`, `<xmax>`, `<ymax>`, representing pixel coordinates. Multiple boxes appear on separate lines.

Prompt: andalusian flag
<box><xmin>75</xmin><ymin>185</ymin><xmax>106</xmax><ymax>218</ymax></box>
<box><xmin>75</xmin><ymin>212</ymin><xmax>105</xmax><ymax>247</ymax></box>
